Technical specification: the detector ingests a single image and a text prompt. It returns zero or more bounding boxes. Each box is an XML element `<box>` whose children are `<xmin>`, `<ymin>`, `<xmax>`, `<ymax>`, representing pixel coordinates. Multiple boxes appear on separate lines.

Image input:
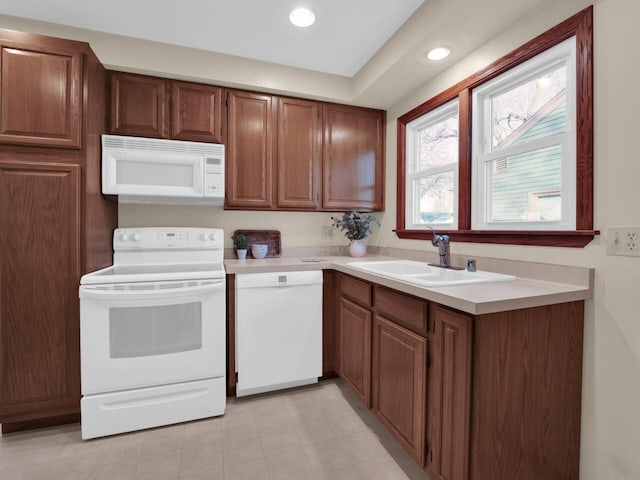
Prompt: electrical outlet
<box><xmin>606</xmin><ymin>227</ymin><xmax>640</xmax><ymax>256</ymax></box>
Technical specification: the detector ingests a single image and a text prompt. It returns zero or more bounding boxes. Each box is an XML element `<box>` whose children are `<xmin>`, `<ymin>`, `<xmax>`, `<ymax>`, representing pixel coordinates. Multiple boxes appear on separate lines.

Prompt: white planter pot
<box><xmin>236</xmin><ymin>249</ymin><xmax>247</xmax><ymax>260</ymax></box>
<box><xmin>349</xmin><ymin>239</ymin><xmax>367</xmax><ymax>257</ymax></box>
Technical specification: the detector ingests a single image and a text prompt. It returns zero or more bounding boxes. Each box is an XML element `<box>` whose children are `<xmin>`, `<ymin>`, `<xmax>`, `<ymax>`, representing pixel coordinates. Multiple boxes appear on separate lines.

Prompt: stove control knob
<box><xmin>201</xmin><ymin>232</ymin><xmax>217</xmax><ymax>241</ymax></box>
<box><xmin>121</xmin><ymin>233</ymin><xmax>131</xmax><ymax>241</ymax></box>
<box><xmin>208</xmin><ymin>232</ymin><xmax>217</xmax><ymax>241</ymax></box>
<box><xmin>132</xmin><ymin>233</ymin><xmax>141</xmax><ymax>242</ymax></box>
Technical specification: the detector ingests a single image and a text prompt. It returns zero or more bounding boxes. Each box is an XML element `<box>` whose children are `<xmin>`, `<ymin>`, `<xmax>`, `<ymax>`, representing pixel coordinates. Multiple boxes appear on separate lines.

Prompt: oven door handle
<box><xmin>79</xmin><ymin>280</ymin><xmax>225</xmax><ymax>300</ymax></box>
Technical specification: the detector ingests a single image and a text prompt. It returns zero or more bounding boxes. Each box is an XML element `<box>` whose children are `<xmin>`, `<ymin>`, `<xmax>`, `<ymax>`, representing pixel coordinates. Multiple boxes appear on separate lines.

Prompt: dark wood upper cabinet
<box><xmin>107</xmin><ymin>72</ymin><xmax>385</xmax><ymax>212</ymax></box>
<box><xmin>0</xmin><ymin>34</ymin><xmax>82</xmax><ymax>149</ymax></box>
<box><xmin>226</xmin><ymin>90</ymin><xmax>275</xmax><ymax>208</ymax></box>
<box><xmin>372</xmin><ymin>315</ymin><xmax>427</xmax><ymax>464</ymax></box>
<box><xmin>277</xmin><ymin>97</ymin><xmax>322</xmax><ymax>209</ymax></box>
<box><xmin>110</xmin><ymin>72</ymin><xmax>169</xmax><ymax>138</ymax></box>
<box><xmin>109</xmin><ymin>71</ymin><xmax>224</xmax><ymax>144</ymax></box>
<box><xmin>323</xmin><ymin>104</ymin><xmax>385</xmax><ymax>211</ymax></box>
<box><xmin>171</xmin><ymin>81</ymin><xmax>222</xmax><ymax>143</ymax></box>
<box><xmin>0</xmin><ymin>162</ymin><xmax>81</xmax><ymax>420</ymax></box>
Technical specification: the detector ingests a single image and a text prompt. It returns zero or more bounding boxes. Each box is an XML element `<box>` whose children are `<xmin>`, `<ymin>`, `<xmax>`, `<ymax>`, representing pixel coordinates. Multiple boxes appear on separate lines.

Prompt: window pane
<box><xmin>415</xmin><ymin>172</ymin><xmax>455</xmax><ymax>225</ymax></box>
<box><xmin>491</xmin><ymin>65</ymin><xmax>567</xmax><ymax>150</ymax></box>
<box><xmin>417</xmin><ymin>113</ymin><xmax>459</xmax><ymax>171</ymax></box>
<box><xmin>488</xmin><ymin>145</ymin><xmax>562</xmax><ymax>222</ymax></box>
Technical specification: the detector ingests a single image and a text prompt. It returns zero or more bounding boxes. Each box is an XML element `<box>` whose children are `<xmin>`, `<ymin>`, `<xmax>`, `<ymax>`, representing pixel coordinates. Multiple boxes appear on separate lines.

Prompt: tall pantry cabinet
<box><xmin>0</xmin><ymin>29</ymin><xmax>117</xmax><ymax>432</ymax></box>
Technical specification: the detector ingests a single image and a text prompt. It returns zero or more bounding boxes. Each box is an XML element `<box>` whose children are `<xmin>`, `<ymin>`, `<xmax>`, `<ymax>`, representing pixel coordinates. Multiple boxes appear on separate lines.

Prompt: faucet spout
<box><xmin>426</xmin><ymin>226</ymin><xmax>451</xmax><ymax>268</ymax></box>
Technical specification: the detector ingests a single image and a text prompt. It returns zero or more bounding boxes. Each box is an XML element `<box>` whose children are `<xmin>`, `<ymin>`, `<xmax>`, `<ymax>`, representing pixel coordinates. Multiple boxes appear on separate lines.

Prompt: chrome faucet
<box><xmin>427</xmin><ymin>226</ymin><xmax>451</xmax><ymax>268</ymax></box>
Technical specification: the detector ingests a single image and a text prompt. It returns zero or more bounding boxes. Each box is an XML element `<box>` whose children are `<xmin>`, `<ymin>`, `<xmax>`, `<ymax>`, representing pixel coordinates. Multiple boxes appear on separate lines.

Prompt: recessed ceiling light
<box><xmin>427</xmin><ymin>47</ymin><xmax>451</xmax><ymax>61</ymax></box>
<box><xmin>289</xmin><ymin>8</ymin><xmax>315</xmax><ymax>27</ymax></box>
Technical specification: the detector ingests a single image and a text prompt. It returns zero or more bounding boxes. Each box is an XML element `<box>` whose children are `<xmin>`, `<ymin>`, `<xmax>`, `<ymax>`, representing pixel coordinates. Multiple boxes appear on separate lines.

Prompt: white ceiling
<box><xmin>0</xmin><ymin>0</ymin><xmax>570</xmax><ymax>109</ymax></box>
<box><xmin>0</xmin><ymin>0</ymin><xmax>425</xmax><ymax>77</ymax></box>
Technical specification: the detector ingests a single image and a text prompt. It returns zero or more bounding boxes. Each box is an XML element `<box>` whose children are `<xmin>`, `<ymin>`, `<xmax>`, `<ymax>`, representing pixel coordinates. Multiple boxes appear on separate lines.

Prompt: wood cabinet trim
<box><xmin>322</xmin><ymin>270</ymin><xmax>338</xmax><ymax>376</ymax></box>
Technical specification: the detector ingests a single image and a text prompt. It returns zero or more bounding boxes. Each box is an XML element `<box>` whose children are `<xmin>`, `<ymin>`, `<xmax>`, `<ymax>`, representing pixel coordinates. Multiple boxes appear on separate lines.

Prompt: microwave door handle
<box><xmin>80</xmin><ymin>280</ymin><xmax>225</xmax><ymax>301</ymax></box>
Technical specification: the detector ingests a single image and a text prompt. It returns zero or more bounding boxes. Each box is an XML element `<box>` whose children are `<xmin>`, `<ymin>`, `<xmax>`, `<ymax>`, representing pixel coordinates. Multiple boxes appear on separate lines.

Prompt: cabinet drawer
<box><xmin>374</xmin><ymin>287</ymin><xmax>427</xmax><ymax>335</ymax></box>
<box><xmin>340</xmin><ymin>275</ymin><xmax>371</xmax><ymax>307</ymax></box>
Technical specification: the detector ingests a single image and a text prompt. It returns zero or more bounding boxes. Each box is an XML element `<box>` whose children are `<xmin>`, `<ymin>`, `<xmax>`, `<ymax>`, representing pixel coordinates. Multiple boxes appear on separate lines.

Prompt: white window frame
<box><xmin>405</xmin><ymin>99</ymin><xmax>459</xmax><ymax>230</ymax></box>
<box><xmin>471</xmin><ymin>36</ymin><xmax>577</xmax><ymax>231</ymax></box>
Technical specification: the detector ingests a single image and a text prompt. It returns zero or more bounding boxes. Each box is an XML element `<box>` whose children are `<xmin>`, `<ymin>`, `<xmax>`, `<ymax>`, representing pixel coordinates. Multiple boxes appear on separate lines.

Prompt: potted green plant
<box><xmin>331</xmin><ymin>211</ymin><xmax>380</xmax><ymax>257</ymax></box>
<box><xmin>233</xmin><ymin>233</ymin><xmax>251</xmax><ymax>260</ymax></box>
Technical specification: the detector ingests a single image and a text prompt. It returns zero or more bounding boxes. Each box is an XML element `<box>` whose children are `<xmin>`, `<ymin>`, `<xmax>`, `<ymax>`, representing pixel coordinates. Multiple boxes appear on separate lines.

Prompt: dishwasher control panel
<box><xmin>235</xmin><ymin>271</ymin><xmax>322</xmax><ymax>288</ymax></box>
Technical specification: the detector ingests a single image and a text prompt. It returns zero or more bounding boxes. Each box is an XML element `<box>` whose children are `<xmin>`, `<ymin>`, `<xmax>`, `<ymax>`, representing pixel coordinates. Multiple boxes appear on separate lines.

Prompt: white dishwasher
<box><xmin>235</xmin><ymin>270</ymin><xmax>322</xmax><ymax>397</ymax></box>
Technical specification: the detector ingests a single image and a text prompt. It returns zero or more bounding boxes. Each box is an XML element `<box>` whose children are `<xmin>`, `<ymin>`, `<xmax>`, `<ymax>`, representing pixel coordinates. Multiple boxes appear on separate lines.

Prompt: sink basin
<box><xmin>347</xmin><ymin>260</ymin><xmax>516</xmax><ymax>287</ymax></box>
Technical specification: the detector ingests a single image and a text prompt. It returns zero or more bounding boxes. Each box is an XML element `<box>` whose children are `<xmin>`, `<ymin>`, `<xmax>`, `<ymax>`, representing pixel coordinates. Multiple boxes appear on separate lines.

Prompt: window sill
<box><xmin>394</xmin><ymin>229</ymin><xmax>598</xmax><ymax>247</ymax></box>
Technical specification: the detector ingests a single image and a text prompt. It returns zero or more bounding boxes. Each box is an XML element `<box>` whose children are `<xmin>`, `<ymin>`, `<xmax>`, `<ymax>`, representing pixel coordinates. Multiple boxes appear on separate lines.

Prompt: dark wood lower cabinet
<box><xmin>338</xmin><ymin>297</ymin><xmax>372</xmax><ymax>406</ymax></box>
<box><xmin>0</xmin><ymin>162</ymin><xmax>81</xmax><ymax>423</ymax></box>
<box><xmin>467</xmin><ymin>302</ymin><xmax>584</xmax><ymax>480</ymax></box>
<box><xmin>322</xmin><ymin>271</ymin><xmax>337</xmax><ymax>376</ymax></box>
<box><xmin>427</xmin><ymin>306</ymin><xmax>472</xmax><ymax>480</ymax></box>
<box><xmin>372</xmin><ymin>315</ymin><xmax>426</xmax><ymax>463</ymax></box>
<box><xmin>426</xmin><ymin>302</ymin><xmax>583</xmax><ymax>480</ymax></box>
<box><xmin>333</xmin><ymin>272</ymin><xmax>584</xmax><ymax>480</ymax></box>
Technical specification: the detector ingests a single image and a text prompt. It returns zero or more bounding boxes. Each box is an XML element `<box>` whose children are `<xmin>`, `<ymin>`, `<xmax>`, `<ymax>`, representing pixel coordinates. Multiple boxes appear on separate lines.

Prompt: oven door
<box><xmin>80</xmin><ymin>279</ymin><xmax>225</xmax><ymax>395</ymax></box>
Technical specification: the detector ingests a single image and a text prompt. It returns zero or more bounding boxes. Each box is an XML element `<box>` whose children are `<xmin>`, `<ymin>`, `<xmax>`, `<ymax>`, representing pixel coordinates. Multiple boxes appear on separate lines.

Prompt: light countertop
<box><xmin>224</xmin><ymin>254</ymin><xmax>593</xmax><ymax>315</ymax></box>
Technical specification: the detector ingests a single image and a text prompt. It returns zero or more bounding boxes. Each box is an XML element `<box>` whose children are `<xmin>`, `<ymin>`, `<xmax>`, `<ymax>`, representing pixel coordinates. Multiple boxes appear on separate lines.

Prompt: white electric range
<box><xmin>79</xmin><ymin>227</ymin><xmax>226</xmax><ymax>439</ymax></box>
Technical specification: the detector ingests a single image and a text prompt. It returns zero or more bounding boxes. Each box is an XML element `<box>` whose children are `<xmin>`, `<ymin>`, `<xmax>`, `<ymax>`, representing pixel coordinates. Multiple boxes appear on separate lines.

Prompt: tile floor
<box><xmin>0</xmin><ymin>379</ymin><xmax>430</xmax><ymax>480</ymax></box>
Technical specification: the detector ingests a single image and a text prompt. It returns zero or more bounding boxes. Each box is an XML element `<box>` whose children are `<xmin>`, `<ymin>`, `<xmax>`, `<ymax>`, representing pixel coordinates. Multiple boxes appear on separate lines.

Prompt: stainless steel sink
<box><xmin>347</xmin><ymin>260</ymin><xmax>516</xmax><ymax>287</ymax></box>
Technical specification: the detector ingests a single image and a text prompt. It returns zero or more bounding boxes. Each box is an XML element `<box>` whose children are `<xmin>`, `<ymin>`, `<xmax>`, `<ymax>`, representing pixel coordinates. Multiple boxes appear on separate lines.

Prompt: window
<box><xmin>405</xmin><ymin>100</ymin><xmax>459</xmax><ymax>230</ymax></box>
<box><xmin>472</xmin><ymin>37</ymin><xmax>576</xmax><ymax>230</ymax></box>
<box><xmin>396</xmin><ymin>7</ymin><xmax>594</xmax><ymax>247</ymax></box>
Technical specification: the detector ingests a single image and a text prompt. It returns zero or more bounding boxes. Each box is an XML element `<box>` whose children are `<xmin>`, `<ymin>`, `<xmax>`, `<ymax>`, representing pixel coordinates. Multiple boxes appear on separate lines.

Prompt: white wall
<box><xmin>117</xmin><ymin>205</ymin><xmax>355</xmax><ymax>249</ymax></box>
<box><xmin>379</xmin><ymin>0</ymin><xmax>640</xmax><ymax>478</ymax></box>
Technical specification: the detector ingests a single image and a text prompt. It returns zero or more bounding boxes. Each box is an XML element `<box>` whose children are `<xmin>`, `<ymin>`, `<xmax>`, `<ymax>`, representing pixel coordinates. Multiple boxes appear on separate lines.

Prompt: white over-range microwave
<box><xmin>102</xmin><ymin>135</ymin><xmax>225</xmax><ymax>205</ymax></box>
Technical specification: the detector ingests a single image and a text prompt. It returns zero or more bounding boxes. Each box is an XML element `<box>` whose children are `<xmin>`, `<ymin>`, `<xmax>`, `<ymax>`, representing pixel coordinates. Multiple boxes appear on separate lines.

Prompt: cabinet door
<box><xmin>277</xmin><ymin>97</ymin><xmax>321</xmax><ymax>208</ymax></box>
<box><xmin>0</xmin><ymin>40</ymin><xmax>82</xmax><ymax>148</ymax></box>
<box><xmin>110</xmin><ymin>72</ymin><xmax>169</xmax><ymax>138</ymax></box>
<box><xmin>0</xmin><ymin>162</ymin><xmax>81</xmax><ymax>422</ymax></box>
<box><xmin>373</xmin><ymin>315</ymin><xmax>427</xmax><ymax>463</ymax></box>
<box><xmin>428</xmin><ymin>306</ymin><xmax>472</xmax><ymax>480</ymax></box>
<box><xmin>323</xmin><ymin>104</ymin><xmax>384</xmax><ymax>211</ymax></box>
<box><xmin>338</xmin><ymin>297</ymin><xmax>372</xmax><ymax>406</ymax></box>
<box><xmin>226</xmin><ymin>90</ymin><xmax>275</xmax><ymax>208</ymax></box>
<box><xmin>171</xmin><ymin>81</ymin><xmax>222</xmax><ymax>143</ymax></box>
